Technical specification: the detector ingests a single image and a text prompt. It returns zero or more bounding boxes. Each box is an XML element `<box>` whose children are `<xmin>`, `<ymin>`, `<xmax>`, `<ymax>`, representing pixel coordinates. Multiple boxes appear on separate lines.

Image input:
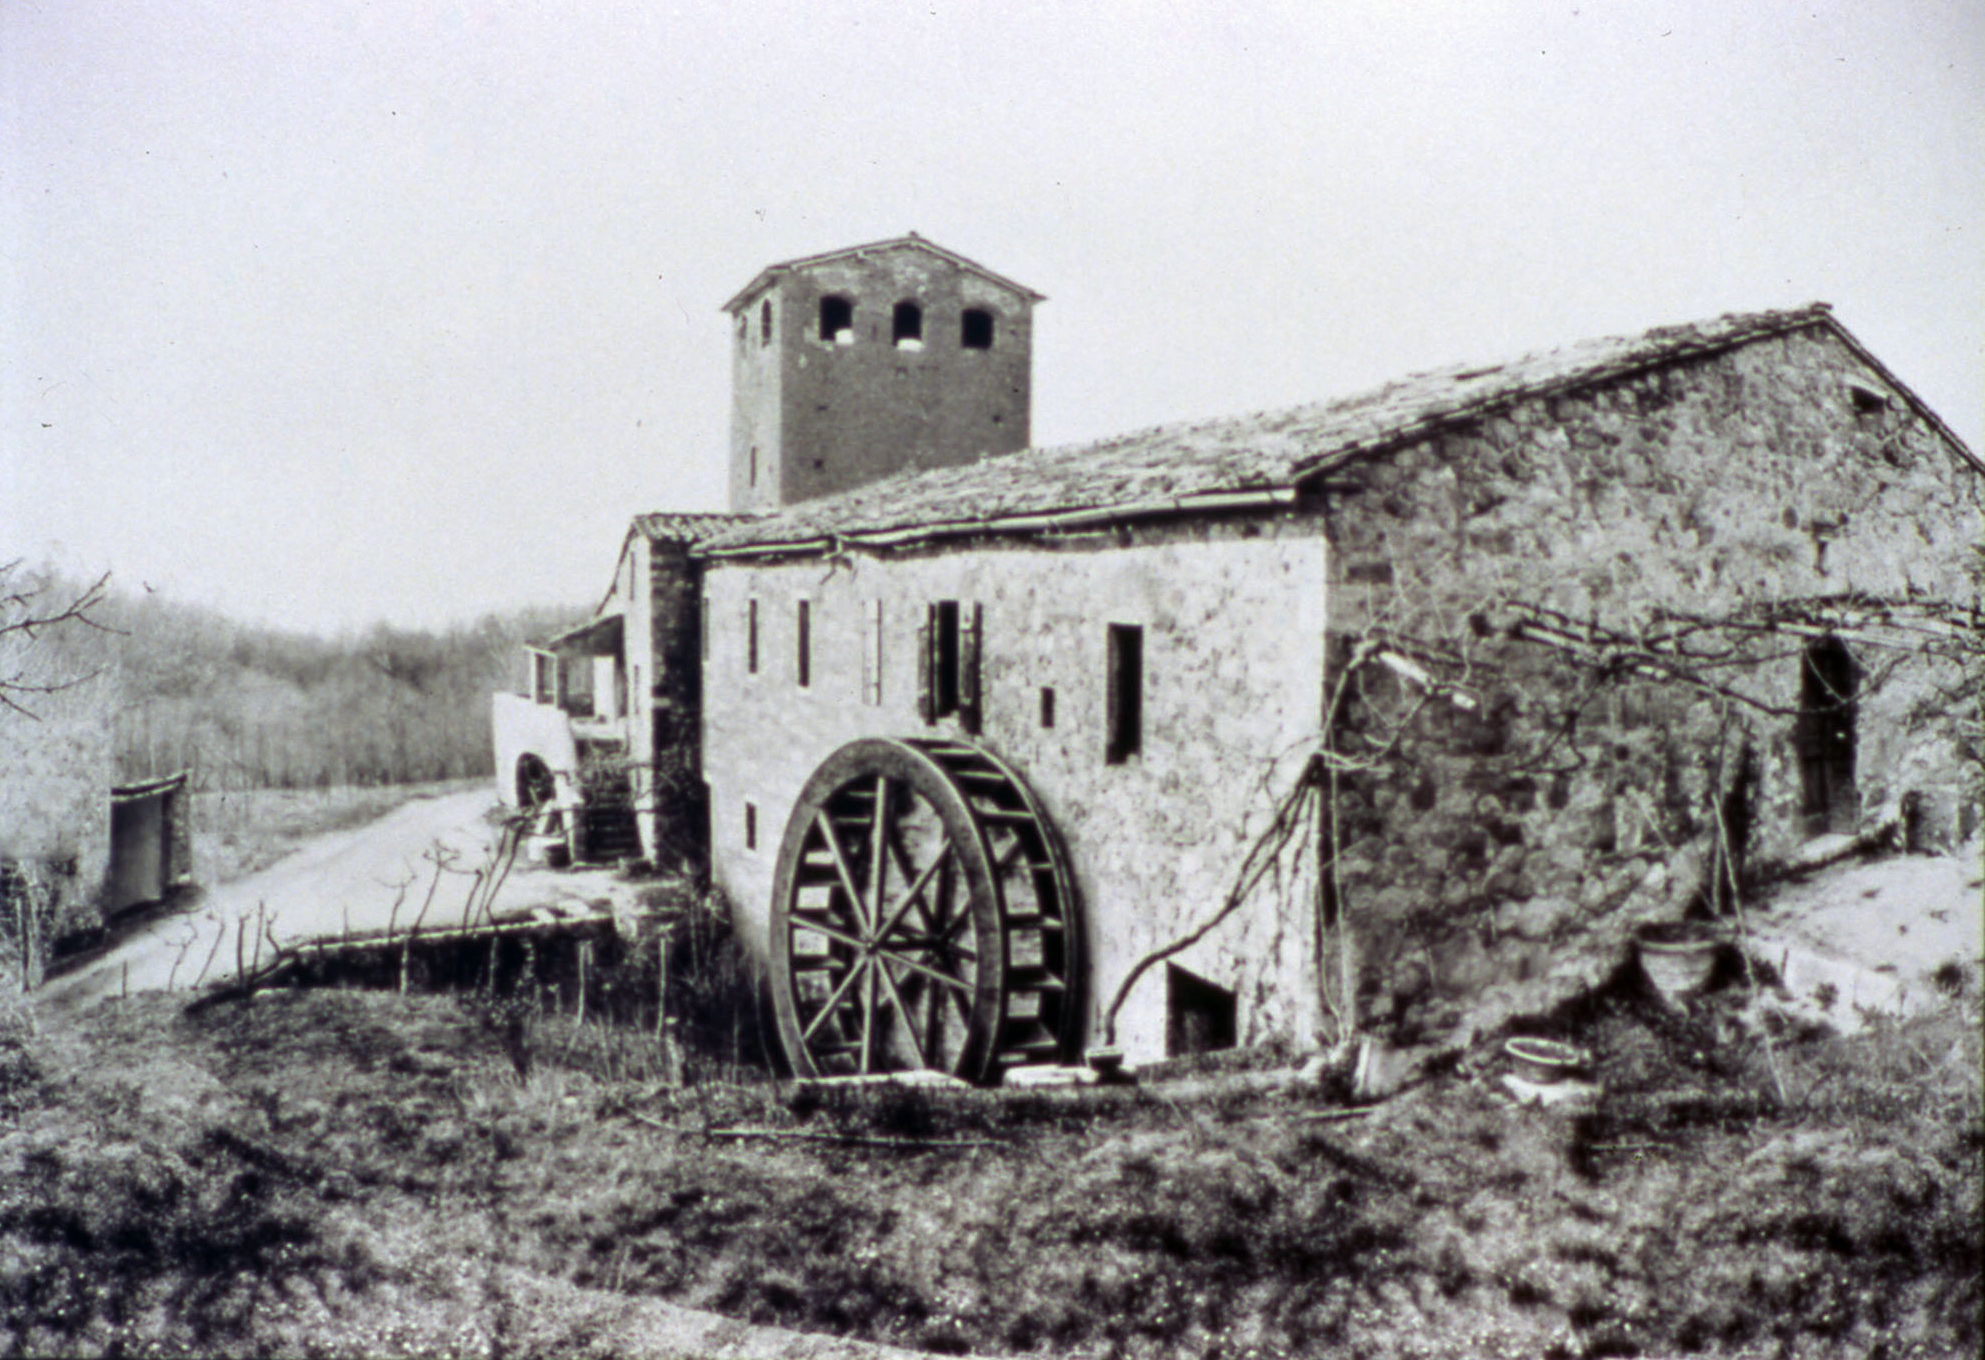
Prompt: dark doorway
<box><xmin>1165</xmin><ymin>964</ymin><xmax>1237</xmax><ymax>1058</ymax></box>
<box><xmin>1794</xmin><ymin>636</ymin><xmax>1857</xmax><ymax>836</ymax></box>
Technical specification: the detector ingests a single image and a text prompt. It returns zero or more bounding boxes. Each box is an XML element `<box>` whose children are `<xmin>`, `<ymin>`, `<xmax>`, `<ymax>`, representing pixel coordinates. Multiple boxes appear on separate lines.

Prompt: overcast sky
<box><xmin>5</xmin><ymin>1</ymin><xmax>1979</xmax><ymax>636</ymax></box>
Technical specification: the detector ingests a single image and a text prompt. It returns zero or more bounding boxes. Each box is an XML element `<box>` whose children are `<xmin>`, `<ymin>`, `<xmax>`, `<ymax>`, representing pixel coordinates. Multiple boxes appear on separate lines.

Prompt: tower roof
<box><xmin>720</xmin><ymin>233</ymin><xmax>1046</xmax><ymax>314</ymax></box>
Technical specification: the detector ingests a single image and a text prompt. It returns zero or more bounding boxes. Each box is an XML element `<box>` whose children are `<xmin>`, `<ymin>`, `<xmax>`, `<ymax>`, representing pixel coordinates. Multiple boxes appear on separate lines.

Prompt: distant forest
<box><xmin>32</xmin><ymin>571</ymin><xmax>585</xmax><ymax>790</ymax></box>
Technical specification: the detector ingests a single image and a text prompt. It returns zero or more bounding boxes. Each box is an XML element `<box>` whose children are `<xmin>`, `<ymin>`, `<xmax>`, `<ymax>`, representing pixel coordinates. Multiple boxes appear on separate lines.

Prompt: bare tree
<box><xmin>0</xmin><ymin>560</ymin><xmax>114</xmax><ymax>719</ymax></box>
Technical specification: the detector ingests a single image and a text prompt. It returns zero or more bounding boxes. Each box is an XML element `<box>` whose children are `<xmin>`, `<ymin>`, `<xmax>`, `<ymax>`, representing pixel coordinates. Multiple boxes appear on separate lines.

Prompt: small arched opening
<box><xmin>819</xmin><ymin>295</ymin><xmax>854</xmax><ymax>343</ymax></box>
<box><xmin>516</xmin><ymin>753</ymin><xmax>556</xmax><ymax>812</ymax></box>
<box><xmin>893</xmin><ymin>300</ymin><xmax>923</xmax><ymax>349</ymax></box>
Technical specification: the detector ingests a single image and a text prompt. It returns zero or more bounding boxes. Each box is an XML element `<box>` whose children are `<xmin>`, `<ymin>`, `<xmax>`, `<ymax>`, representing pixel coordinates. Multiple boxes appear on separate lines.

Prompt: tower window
<box><xmin>795</xmin><ymin>600</ymin><xmax>811</xmax><ymax>689</ymax></box>
<box><xmin>893</xmin><ymin>301</ymin><xmax>923</xmax><ymax>349</ymax></box>
<box><xmin>748</xmin><ymin>445</ymin><xmax>758</xmax><ymax>487</ymax></box>
<box><xmin>760</xmin><ymin>299</ymin><xmax>772</xmax><ymax>346</ymax></box>
<box><xmin>1039</xmin><ymin>686</ymin><xmax>1056</xmax><ymax>729</ymax></box>
<box><xmin>820</xmin><ymin>295</ymin><xmax>855</xmax><ymax>344</ymax></box>
<box><xmin>1106</xmin><ymin>624</ymin><xmax>1143</xmax><ymax>764</ymax></box>
<box><xmin>961</xmin><ymin>308</ymin><xmax>995</xmax><ymax>349</ymax></box>
<box><xmin>746</xmin><ymin>598</ymin><xmax>759</xmax><ymax>675</ymax></box>
<box><xmin>744</xmin><ymin>801</ymin><xmax>758</xmax><ymax>850</ymax></box>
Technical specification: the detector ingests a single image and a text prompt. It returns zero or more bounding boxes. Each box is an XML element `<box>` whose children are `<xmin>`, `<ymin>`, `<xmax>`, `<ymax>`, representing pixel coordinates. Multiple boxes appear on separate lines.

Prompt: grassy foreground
<box><xmin>1</xmin><ymin>975</ymin><xmax>1978</xmax><ymax>1359</ymax></box>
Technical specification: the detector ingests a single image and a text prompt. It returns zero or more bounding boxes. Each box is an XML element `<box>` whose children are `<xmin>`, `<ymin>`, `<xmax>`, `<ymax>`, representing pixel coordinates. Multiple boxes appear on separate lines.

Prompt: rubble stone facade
<box><xmin>1319</xmin><ymin>326</ymin><xmax>1981</xmax><ymax>1030</ymax></box>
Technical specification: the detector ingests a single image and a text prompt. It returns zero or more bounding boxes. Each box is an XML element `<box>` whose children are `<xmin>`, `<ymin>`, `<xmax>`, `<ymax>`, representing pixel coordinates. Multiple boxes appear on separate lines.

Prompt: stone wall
<box><xmin>633</xmin><ymin>536</ymin><xmax>710</xmax><ymax>866</ymax></box>
<box><xmin>701</xmin><ymin>518</ymin><xmax>1328</xmax><ymax>1064</ymax></box>
<box><xmin>1317</xmin><ymin>324</ymin><xmax>1982</xmax><ymax>1031</ymax></box>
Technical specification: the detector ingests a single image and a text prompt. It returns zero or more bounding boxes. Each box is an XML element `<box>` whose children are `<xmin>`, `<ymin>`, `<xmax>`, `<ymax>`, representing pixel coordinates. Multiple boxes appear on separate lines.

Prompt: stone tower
<box><xmin>721</xmin><ymin>235</ymin><xmax>1043</xmax><ymax>512</ymax></box>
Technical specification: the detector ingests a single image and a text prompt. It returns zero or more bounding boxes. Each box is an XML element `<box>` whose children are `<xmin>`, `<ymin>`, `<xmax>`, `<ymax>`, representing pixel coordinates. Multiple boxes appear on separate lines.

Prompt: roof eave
<box><xmin>696</xmin><ymin>487</ymin><xmax>1300</xmax><ymax>562</ymax></box>
<box><xmin>720</xmin><ymin>235</ymin><xmax>1047</xmax><ymax>313</ymax></box>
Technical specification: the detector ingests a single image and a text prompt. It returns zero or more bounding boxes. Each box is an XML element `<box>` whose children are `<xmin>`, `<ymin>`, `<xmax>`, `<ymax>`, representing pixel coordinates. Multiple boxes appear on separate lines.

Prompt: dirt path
<box><xmin>43</xmin><ymin>788</ymin><xmax>645</xmax><ymax>1010</ymax></box>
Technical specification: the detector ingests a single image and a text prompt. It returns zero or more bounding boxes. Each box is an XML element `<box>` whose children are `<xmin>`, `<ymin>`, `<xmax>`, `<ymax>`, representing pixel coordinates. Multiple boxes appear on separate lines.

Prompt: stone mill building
<box><xmin>495</xmin><ymin>235</ymin><xmax>1982</xmax><ymax>1080</ymax></box>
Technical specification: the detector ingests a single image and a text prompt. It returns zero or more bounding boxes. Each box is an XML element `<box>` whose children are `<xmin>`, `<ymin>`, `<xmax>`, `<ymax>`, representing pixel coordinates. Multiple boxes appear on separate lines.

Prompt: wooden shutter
<box><xmin>959</xmin><ymin>602</ymin><xmax>983</xmax><ymax>734</ymax></box>
<box><xmin>862</xmin><ymin>599</ymin><xmax>883</xmax><ymax>706</ymax></box>
<box><xmin>916</xmin><ymin>605</ymin><xmax>936</xmax><ymax>724</ymax></box>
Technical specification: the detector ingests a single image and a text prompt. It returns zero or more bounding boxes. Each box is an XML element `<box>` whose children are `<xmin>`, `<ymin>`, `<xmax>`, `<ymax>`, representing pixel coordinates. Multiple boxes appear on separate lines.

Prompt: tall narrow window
<box><xmin>749</xmin><ymin>445</ymin><xmax>758</xmax><ymax>487</ymax></box>
<box><xmin>1039</xmin><ymin>686</ymin><xmax>1057</xmax><ymax>729</ymax></box>
<box><xmin>1795</xmin><ymin>636</ymin><xmax>1857</xmax><ymax>836</ymax></box>
<box><xmin>1106</xmin><ymin>624</ymin><xmax>1144</xmax><ymax>764</ymax></box>
<box><xmin>961</xmin><ymin>308</ymin><xmax>995</xmax><ymax>349</ymax></box>
<box><xmin>918</xmin><ymin>601</ymin><xmax>981</xmax><ymax>730</ymax></box>
<box><xmin>746</xmin><ymin>599</ymin><xmax>759</xmax><ymax>675</ymax></box>
<box><xmin>759</xmin><ymin>299</ymin><xmax>773</xmax><ymax>346</ymax></box>
<box><xmin>934</xmin><ymin>601</ymin><xmax>960</xmax><ymax>715</ymax></box>
<box><xmin>893</xmin><ymin>300</ymin><xmax>923</xmax><ymax>349</ymax></box>
<box><xmin>795</xmin><ymin>600</ymin><xmax>811</xmax><ymax>689</ymax></box>
<box><xmin>744</xmin><ymin>801</ymin><xmax>758</xmax><ymax>851</ymax></box>
<box><xmin>820</xmin><ymin>295</ymin><xmax>854</xmax><ymax>343</ymax></box>
<box><xmin>861</xmin><ymin>599</ymin><xmax>884</xmax><ymax>706</ymax></box>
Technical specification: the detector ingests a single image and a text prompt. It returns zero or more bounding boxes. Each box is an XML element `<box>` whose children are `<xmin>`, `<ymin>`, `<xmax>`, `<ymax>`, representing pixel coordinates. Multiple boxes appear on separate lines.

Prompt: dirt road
<box><xmin>43</xmin><ymin>788</ymin><xmax>644</xmax><ymax>1009</ymax></box>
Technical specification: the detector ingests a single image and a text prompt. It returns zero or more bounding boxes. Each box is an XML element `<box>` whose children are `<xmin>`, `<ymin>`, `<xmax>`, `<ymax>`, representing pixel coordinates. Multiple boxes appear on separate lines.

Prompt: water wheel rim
<box><xmin>769</xmin><ymin>739</ymin><xmax>1009</xmax><ymax>1082</ymax></box>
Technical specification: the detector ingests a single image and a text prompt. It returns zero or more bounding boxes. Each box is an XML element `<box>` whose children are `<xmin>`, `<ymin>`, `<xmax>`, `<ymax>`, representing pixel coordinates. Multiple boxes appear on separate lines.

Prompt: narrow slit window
<box><xmin>759</xmin><ymin>299</ymin><xmax>773</xmax><ymax>346</ymax></box>
<box><xmin>893</xmin><ymin>300</ymin><xmax>923</xmax><ymax>349</ymax></box>
<box><xmin>820</xmin><ymin>295</ymin><xmax>854</xmax><ymax>344</ymax></box>
<box><xmin>1106</xmin><ymin>624</ymin><xmax>1143</xmax><ymax>764</ymax></box>
<box><xmin>961</xmin><ymin>308</ymin><xmax>995</xmax><ymax>349</ymax></box>
<box><xmin>795</xmin><ymin>600</ymin><xmax>811</xmax><ymax>689</ymax></box>
<box><xmin>749</xmin><ymin>445</ymin><xmax>758</xmax><ymax>488</ymax></box>
<box><xmin>1039</xmin><ymin>686</ymin><xmax>1056</xmax><ymax>729</ymax></box>
<box><xmin>746</xmin><ymin>599</ymin><xmax>759</xmax><ymax>675</ymax></box>
<box><xmin>744</xmin><ymin>801</ymin><xmax>758</xmax><ymax>851</ymax></box>
<box><xmin>932</xmin><ymin>601</ymin><xmax>960</xmax><ymax>716</ymax></box>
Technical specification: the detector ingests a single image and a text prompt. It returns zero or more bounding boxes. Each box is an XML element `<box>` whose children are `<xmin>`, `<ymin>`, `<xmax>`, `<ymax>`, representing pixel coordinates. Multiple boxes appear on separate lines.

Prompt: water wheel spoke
<box><xmin>813</xmin><ymin>812</ymin><xmax>871</xmax><ymax>934</ymax></box>
<box><xmin>873</xmin><ymin>957</ymin><xmax>927</xmax><ymax>1069</ymax></box>
<box><xmin>771</xmin><ymin>738</ymin><xmax>1077</xmax><ymax>1083</ymax></box>
<box><xmin>801</xmin><ymin>959</ymin><xmax>867</xmax><ymax>1043</ymax></box>
<box><xmin>859</xmin><ymin>959</ymin><xmax>878</xmax><ymax>1073</ymax></box>
<box><xmin>792</xmin><ymin>917</ymin><xmax>870</xmax><ymax>956</ymax></box>
<box><xmin>885</xmin><ymin>827</ymin><xmax>943</xmax><ymax>936</ymax></box>
<box><xmin>875</xmin><ymin>842</ymin><xmax>951</xmax><ymax>947</ymax></box>
<box><xmin>869</xmin><ymin>945</ymin><xmax>974</xmax><ymax>995</ymax></box>
<box><xmin>864</xmin><ymin>775</ymin><xmax>891</xmax><ymax>936</ymax></box>
<box><xmin>935</xmin><ymin>902</ymin><xmax>974</xmax><ymax>944</ymax></box>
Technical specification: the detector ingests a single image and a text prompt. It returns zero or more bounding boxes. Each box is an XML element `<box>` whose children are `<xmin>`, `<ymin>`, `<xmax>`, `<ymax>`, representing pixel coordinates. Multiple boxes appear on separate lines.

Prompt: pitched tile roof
<box><xmin>697</xmin><ymin>304</ymin><xmax>1977</xmax><ymax>559</ymax></box>
<box><xmin>721</xmin><ymin>234</ymin><xmax>1046</xmax><ymax>313</ymax></box>
<box><xmin>630</xmin><ymin>512</ymin><xmax>762</xmax><ymax>543</ymax></box>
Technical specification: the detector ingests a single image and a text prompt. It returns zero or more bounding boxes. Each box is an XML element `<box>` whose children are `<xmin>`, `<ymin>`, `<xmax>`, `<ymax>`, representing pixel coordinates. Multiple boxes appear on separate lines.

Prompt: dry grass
<box><xmin>3</xmin><ymin>968</ymin><xmax>1979</xmax><ymax>1359</ymax></box>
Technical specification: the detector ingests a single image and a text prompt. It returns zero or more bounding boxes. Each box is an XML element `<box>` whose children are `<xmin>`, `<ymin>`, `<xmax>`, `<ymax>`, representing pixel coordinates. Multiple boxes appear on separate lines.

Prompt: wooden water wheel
<box><xmin>767</xmin><ymin>738</ymin><xmax>1081</xmax><ymax>1084</ymax></box>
